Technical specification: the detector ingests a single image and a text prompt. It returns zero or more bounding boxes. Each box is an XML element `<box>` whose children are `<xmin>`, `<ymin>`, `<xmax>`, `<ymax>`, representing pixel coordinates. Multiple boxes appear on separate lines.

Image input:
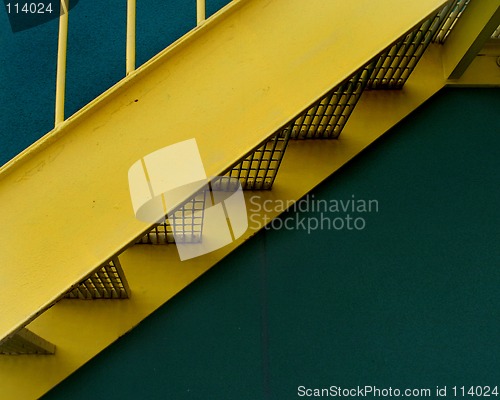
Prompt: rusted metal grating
<box><xmin>432</xmin><ymin>0</ymin><xmax>471</xmax><ymax>44</ymax></box>
<box><xmin>0</xmin><ymin>327</ymin><xmax>55</xmax><ymax>355</ymax></box>
<box><xmin>65</xmin><ymin>257</ymin><xmax>130</xmax><ymax>299</ymax></box>
<box><xmin>136</xmin><ymin>190</ymin><xmax>206</xmax><ymax>245</ymax></box>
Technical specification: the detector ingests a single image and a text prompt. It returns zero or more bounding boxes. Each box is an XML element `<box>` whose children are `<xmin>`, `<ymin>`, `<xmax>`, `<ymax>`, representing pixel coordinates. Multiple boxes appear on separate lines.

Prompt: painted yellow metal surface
<box><xmin>0</xmin><ymin>0</ymin><xmax>448</xmax><ymax>346</ymax></box>
<box><xmin>54</xmin><ymin>0</ymin><xmax>69</xmax><ymax>125</ymax></box>
<box><xmin>126</xmin><ymin>0</ymin><xmax>136</xmax><ymax>75</ymax></box>
<box><xmin>0</xmin><ymin>44</ymin><xmax>447</xmax><ymax>400</ymax></box>
<box><xmin>446</xmin><ymin>48</ymin><xmax>500</xmax><ymax>86</ymax></box>
<box><xmin>197</xmin><ymin>0</ymin><xmax>206</xmax><ymax>25</ymax></box>
<box><xmin>442</xmin><ymin>0</ymin><xmax>500</xmax><ymax>79</ymax></box>
<box><xmin>7</xmin><ymin>0</ymin><xmax>500</xmax><ymax>397</ymax></box>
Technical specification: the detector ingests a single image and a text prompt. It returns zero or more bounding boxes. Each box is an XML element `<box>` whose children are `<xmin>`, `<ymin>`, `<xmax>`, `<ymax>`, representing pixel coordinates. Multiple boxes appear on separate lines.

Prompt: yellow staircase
<box><xmin>0</xmin><ymin>0</ymin><xmax>499</xmax><ymax>398</ymax></box>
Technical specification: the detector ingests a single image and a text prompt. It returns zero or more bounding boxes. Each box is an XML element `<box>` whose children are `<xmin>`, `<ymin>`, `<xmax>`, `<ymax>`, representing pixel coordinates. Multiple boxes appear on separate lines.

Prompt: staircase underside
<box><xmin>0</xmin><ymin>0</ymin><xmax>499</xmax><ymax>398</ymax></box>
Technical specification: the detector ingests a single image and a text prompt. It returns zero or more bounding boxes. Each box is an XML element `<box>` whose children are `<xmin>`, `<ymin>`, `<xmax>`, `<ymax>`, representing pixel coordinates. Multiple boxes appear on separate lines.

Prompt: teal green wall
<box><xmin>43</xmin><ymin>88</ymin><xmax>500</xmax><ymax>399</ymax></box>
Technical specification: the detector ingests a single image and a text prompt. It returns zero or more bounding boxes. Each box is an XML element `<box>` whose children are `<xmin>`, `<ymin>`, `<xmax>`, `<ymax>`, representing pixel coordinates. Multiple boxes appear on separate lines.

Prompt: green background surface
<box><xmin>43</xmin><ymin>87</ymin><xmax>500</xmax><ymax>399</ymax></box>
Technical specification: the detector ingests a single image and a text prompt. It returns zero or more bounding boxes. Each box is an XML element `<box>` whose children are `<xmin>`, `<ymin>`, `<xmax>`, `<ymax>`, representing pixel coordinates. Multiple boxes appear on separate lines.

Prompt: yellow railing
<box><xmin>54</xmin><ymin>0</ymin><xmax>209</xmax><ymax>126</ymax></box>
<box><xmin>54</xmin><ymin>0</ymin><xmax>69</xmax><ymax>125</ymax></box>
<box><xmin>197</xmin><ymin>0</ymin><xmax>206</xmax><ymax>25</ymax></box>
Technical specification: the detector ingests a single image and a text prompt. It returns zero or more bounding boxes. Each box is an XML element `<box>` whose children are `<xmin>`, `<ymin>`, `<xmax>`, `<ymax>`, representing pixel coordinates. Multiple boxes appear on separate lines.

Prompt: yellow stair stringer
<box><xmin>0</xmin><ymin>0</ymin><xmax>449</xmax><ymax>350</ymax></box>
<box><xmin>0</xmin><ymin>41</ymin><xmax>448</xmax><ymax>399</ymax></box>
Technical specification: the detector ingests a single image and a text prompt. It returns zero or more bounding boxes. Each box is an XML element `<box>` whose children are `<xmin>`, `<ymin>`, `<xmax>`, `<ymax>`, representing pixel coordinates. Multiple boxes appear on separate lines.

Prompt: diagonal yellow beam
<box><xmin>442</xmin><ymin>0</ymin><xmax>500</xmax><ymax>79</ymax></box>
<box><xmin>0</xmin><ymin>0</ymin><xmax>448</xmax><ymax>347</ymax></box>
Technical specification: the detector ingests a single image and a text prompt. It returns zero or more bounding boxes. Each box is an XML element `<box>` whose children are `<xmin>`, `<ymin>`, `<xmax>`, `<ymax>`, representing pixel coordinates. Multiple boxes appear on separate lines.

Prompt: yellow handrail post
<box><xmin>126</xmin><ymin>0</ymin><xmax>136</xmax><ymax>75</ymax></box>
<box><xmin>197</xmin><ymin>0</ymin><xmax>205</xmax><ymax>25</ymax></box>
<box><xmin>55</xmin><ymin>0</ymin><xmax>69</xmax><ymax>126</ymax></box>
